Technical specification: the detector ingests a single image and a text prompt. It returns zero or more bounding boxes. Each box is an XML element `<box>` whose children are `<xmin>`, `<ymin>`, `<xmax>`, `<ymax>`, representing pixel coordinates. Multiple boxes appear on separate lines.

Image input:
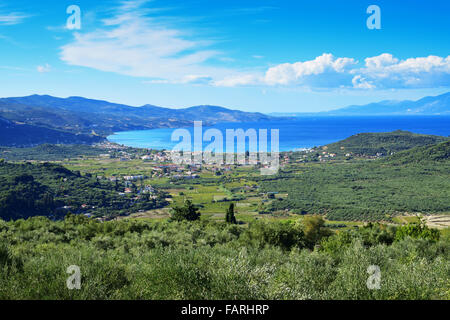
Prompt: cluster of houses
<box><xmin>318</xmin><ymin>151</ymin><xmax>337</xmax><ymax>161</ymax></box>
<box><xmin>141</xmin><ymin>151</ymin><xmax>171</xmax><ymax>162</ymax></box>
<box><xmin>118</xmin><ymin>184</ymin><xmax>157</xmax><ymax>196</ymax></box>
<box><xmin>292</xmin><ymin>144</ymin><xmax>393</xmax><ymax>163</ymax></box>
<box><xmin>123</xmin><ymin>175</ymin><xmax>144</xmax><ymax>181</ymax></box>
<box><xmin>95</xmin><ymin>141</ymin><xmax>125</xmax><ymax>150</ymax></box>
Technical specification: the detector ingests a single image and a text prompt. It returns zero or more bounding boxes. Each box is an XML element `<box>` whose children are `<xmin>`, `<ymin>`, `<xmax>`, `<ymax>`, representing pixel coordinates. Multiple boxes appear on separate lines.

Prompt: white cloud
<box><xmin>364</xmin><ymin>53</ymin><xmax>399</xmax><ymax>69</ymax></box>
<box><xmin>212</xmin><ymin>54</ymin><xmax>357</xmax><ymax>88</ymax></box>
<box><xmin>357</xmin><ymin>54</ymin><xmax>450</xmax><ymax>89</ymax></box>
<box><xmin>212</xmin><ymin>74</ymin><xmax>261</xmax><ymax>87</ymax></box>
<box><xmin>215</xmin><ymin>53</ymin><xmax>450</xmax><ymax>90</ymax></box>
<box><xmin>37</xmin><ymin>64</ymin><xmax>51</xmax><ymax>73</ymax></box>
<box><xmin>352</xmin><ymin>75</ymin><xmax>375</xmax><ymax>89</ymax></box>
<box><xmin>60</xmin><ymin>0</ymin><xmax>231</xmax><ymax>82</ymax></box>
<box><xmin>58</xmin><ymin>1</ymin><xmax>450</xmax><ymax>91</ymax></box>
<box><xmin>0</xmin><ymin>12</ymin><xmax>29</xmax><ymax>25</ymax></box>
<box><xmin>264</xmin><ymin>53</ymin><xmax>357</xmax><ymax>86</ymax></box>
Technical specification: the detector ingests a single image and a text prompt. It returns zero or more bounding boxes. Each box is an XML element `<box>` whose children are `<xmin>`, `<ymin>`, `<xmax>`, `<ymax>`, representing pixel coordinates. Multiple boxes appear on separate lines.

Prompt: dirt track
<box><xmin>423</xmin><ymin>215</ymin><xmax>450</xmax><ymax>229</ymax></box>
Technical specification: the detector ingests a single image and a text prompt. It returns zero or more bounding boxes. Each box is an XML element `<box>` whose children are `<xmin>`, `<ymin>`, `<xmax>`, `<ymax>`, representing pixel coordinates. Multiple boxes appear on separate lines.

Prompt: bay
<box><xmin>107</xmin><ymin>116</ymin><xmax>450</xmax><ymax>152</ymax></box>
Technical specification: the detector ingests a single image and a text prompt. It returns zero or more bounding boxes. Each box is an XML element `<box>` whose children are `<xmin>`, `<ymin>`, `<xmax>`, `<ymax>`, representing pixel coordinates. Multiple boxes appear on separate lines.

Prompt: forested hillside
<box><xmin>0</xmin><ymin>116</ymin><xmax>103</xmax><ymax>147</ymax></box>
<box><xmin>384</xmin><ymin>140</ymin><xmax>450</xmax><ymax>164</ymax></box>
<box><xmin>324</xmin><ymin>130</ymin><xmax>450</xmax><ymax>156</ymax></box>
<box><xmin>0</xmin><ymin>161</ymin><xmax>167</xmax><ymax>220</ymax></box>
<box><xmin>0</xmin><ymin>144</ymin><xmax>109</xmax><ymax>161</ymax></box>
<box><xmin>261</xmin><ymin>140</ymin><xmax>450</xmax><ymax>221</ymax></box>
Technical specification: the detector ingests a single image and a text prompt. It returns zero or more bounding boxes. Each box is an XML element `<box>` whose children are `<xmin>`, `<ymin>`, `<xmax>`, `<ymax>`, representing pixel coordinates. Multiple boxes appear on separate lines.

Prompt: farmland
<box><xmin>1</xmin><ymin>133</ymin><xmax>449</xmax><ymax>300</ymax></box>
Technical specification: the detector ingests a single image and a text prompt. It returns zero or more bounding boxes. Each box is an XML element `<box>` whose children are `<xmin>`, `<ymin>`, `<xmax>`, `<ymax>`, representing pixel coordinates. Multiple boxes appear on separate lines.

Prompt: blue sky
<box><xmin>1</xmin><ymin>0</ymin><xmax>449</xmax><ymax>112</ymax></box>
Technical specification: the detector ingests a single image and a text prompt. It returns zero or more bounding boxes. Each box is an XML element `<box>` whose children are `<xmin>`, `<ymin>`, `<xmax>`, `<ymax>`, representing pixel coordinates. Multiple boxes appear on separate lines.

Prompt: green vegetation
<box><xmin>0</xmin><ymin>216</ymin><xmax>447</xmax><ymax>300</ymax></box>
<box><xmin>261</xmin><ymin>141</ymin><xmax>450</xmax><ymax>221</ymax></box>
<box><xmin>385</xmin><ymin>140</ymin><xmax>450</xmax><ymax>164</ymax></box>
<box><xmin>4</xmin><ymin>132</ymin><xmax>447</xmax><ymax>224</ymax></box>
<box><xmin>170</xmin><ymin>200</ymin><xmax>201</xmax><ymax>222</ymax></box>
<box><xmin>0</xmin><ymin>144</ymin><xmax>109</xmax><ymax>161</ymax></box>
<box><xmin>0</xmin><ymin>161</ymin><xmax>168</xmax><ymax>220</ymax></box>
<box><xmin>0</xmin><ymin>117</ymin><xmax>102</xmax><ymax>147</ymax></box>
<box><xmin>325</xmin><ymin>130</ymin><xmax>450</xmax><ymax>156</ymax></box>
<box><xmin>0</xmin><ymin>130</ymin><xmax>449</xmax><ymax>300</ymax></box>
<box><xmin>225</xmin><ymin>203</ymin><xmax>237</xmax><ymax>224</ymax></box>
<box><xmin>395</xmin><ymin>220</ymin><xmax>440</xmax><ymax>242</ymax></box>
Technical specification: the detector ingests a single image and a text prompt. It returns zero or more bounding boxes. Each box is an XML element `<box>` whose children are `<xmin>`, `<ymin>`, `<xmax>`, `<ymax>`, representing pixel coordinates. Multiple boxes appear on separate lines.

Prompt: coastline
<box><xmin>107</xmin><ymin>116</ymin><xmax>450</xmax><ymax>151</ymax></box>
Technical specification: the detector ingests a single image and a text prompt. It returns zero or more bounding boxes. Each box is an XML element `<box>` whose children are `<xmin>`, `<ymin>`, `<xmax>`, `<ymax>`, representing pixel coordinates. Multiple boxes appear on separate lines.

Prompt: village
<box><xmin>60</xmin><ymin>139</ymin><xmax>397</xmax><ymax>223</ymax></box>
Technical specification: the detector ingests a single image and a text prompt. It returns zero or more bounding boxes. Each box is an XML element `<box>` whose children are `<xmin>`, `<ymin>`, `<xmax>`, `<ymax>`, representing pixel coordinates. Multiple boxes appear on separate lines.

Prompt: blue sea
<box><xmin>107</xmin><ymin>116</ymin><xmax>450</xmax><ymax>152</ymax></box>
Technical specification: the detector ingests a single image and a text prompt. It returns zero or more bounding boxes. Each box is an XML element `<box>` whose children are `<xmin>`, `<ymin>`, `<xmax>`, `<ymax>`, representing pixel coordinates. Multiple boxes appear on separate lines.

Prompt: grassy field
<box><xmin>63</xmin><ymin>158</ymin><xmax>157</xmax><ymax>176</ymax></box>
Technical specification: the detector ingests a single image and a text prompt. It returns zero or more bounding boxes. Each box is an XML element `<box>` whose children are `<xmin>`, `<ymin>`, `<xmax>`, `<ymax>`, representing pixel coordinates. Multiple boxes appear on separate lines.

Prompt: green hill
<box><xmin>325</xmin><ymin>130</ymin><xmax>450</xmax><ymax>156</ymax></box>
<box><xmin>0</xmin><ymin>116</ymin><xmax>103</xmax><ymax>147</ymax></box>
<box><xmin>0</xmin><ymin>160</ymin><xmax>167</xmax><ymax>221</ymax></box>
<box><xmin>385</xmin><ymin>140</ymin><xmax>450</xmax><ymax>164</ymax></box>
<box><xmin>0</xmin><ymin>144</ymin><xmax>109</xmax><ymax>161</ymax></box>
<box><xmin>262</xmin><ymin>135</ymin><xmax>450</xmax><ymax>221</ymax></box>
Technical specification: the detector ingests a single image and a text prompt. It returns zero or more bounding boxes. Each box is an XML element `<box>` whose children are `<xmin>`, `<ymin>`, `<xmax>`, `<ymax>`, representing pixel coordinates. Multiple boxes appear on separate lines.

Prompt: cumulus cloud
<box><xmin>210</xmin><ymin>54</ymin><xmax>357</xmax><ymax>88</ymax></box>
<box><xmin>351</xmin><ymin>75</ymin><xmax>375</xmax><ymax>89</ymax></box>
<box><xmin>364</xmin><ymin>53</ymin><xmax>399</xmax><ymax>69</ymax></box>
<box><xmin>213</xmin><ymin>53</ymin><xmax>450</xmax><ymax>89</ymax></box>
<box><xmin>357</xmin><ymin>54</ymin><xmax>450</xmax><ymax>89</ymax></box>
<box><xmin>264</xmin><ymin>53</ymin><xmax>357</xmax><ymax>86</ymax></box>
<box><xmin>58</xmin><ymin>2</ymin><xmax>450</xmax><ymax>90</ymax></box>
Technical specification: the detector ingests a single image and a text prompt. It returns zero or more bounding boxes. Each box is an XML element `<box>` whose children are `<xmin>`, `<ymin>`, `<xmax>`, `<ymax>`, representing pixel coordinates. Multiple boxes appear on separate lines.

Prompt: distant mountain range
<box><xmin>0</xmin><ymin>95</ymin><xmax>274</xmax><ymax>147</ymax></box>
<box><xmin>271</xmin><ymin>92</ymin><xmax>450</xmax><ymax>116</ymax></box>
<box><xmin>1</xmin><ymin>92</ymin><xmax>449</xmax><ymax>147</ymax></box>
<box><xmin>1</xmin><ymin>95</ymin><xmax>272</xmax><ymax>123</ymax></box>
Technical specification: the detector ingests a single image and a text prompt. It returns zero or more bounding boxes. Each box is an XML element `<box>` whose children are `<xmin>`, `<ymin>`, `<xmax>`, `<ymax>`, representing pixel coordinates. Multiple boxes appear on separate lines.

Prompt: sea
<box><xmin>107</xmin><ymin>116</ymin><xmax>450</xmax><ymax>152</ymax></box>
